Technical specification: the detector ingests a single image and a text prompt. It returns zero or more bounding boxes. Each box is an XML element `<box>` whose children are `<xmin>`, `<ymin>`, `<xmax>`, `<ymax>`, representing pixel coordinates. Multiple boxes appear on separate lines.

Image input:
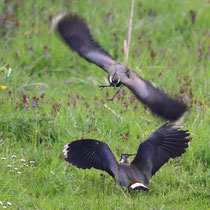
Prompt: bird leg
<box><xmin>98</xmin><ymin>84</ymin><xmax>112</xmax><ymax>90</ymax></box>
<box><xmin>98</xmin><ymin>72</ymin><xmax>122</xmax><ymax>101</ymax></box>
<box><xmin>98</xmin><ymin>84</ymin><xmax>121</xmax><ymax>101</ymax></box>
<box><xmin>106</xmin><ymin>89</ymin><xmax>121</xmax><ymax>102</ymax></box>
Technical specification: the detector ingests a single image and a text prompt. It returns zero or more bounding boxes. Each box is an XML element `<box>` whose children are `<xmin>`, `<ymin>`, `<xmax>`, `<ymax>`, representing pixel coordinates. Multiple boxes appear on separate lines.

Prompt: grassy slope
<box><xmin>0</xmin><ymin>0</ymin><xmax>209</xmax><ymax>209</ymax></box>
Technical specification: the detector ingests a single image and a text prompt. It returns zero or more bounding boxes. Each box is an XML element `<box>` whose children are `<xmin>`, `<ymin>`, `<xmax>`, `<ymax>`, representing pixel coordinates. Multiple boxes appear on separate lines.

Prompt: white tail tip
<box><xmin>129</xmin><ymin>182</ymin><xmax>150</xmax><ymax>191</ymax></box>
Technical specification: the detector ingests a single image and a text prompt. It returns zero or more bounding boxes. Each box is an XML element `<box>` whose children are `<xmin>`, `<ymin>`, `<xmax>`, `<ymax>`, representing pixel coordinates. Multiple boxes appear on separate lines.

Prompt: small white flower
<box><xmin>0</xmin><ymin>200</ymin><xmax>3</xmax><ymax>205</ymax></box>
<box><xmin>20</xmin><ymin>159</ymin><xmax>25</xmax><ymax>162</ymax></box>
<box><xmin>1</xmin><ymin>157</ymin><xmax>6</xmax><ymax>160</ymax></box>
<box><xmin>6</xmin><ymin>202</ymin><xmax>12</xmax><ymax>206</ymax></box>
<box><xmin>12</xmin><ymin>155</ymin><xmax>16</xmax><ymax>158</ymax></box>
<box><xmin>30</xmin><ymin>161</ymin><xmax>35</xmax><ymax>164</ymax></box>
<box><xmin>14</xmin><ymin>168</ymin><xmax>18</xmax><ymax>170</ymax></box>
<box><xmin>9</xmin><ymin>170</ymin><xmax>14</xmax><ymax>173</ymax></box>
<box><xmin>17</xmin><ymin>171</ymin><xmax>21</xmax><ymax>174</ymax></box>
<box><xmin>7</xmin><ymin>68</ymin><xmax>12</xmax><ymax>77</ymax></box>
<box><xmin>3</xmin><ymin>206</ymin><xmax>7</xmax><ymax>208</ymax></box>
<box><xmin>26</xmin><ymin>165</ymin><xmax>29</xmax><ymax>168</ymax></box>
<box><xmin>7</xmin><ymin>165</ymin><xmax>12</xmax><ymax>168</ymax></box>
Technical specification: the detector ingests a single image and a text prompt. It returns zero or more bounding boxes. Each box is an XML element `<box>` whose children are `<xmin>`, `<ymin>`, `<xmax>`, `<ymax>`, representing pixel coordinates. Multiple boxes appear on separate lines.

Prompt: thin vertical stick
<box><xmin>124</xmin><ymin>0</ymin><xmax>135</xmax><ymax>64</ymax></box>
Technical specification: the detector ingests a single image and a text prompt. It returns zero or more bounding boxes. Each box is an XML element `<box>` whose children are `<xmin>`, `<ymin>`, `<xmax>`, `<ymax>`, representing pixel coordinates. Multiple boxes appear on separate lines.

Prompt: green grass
<box><xmin>0</xmin><ymin>0</ymin><xmax>209</xmax><ymax>209</ymax></box>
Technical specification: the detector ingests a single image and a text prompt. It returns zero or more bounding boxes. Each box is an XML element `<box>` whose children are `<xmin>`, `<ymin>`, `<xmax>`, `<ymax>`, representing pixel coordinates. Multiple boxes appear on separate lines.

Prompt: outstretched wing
<box><xmin>55</xmin><ymin>14</ymin><xmax>117</xmax><ymax>71</ymax></box>
<box><xmin>63</xmin><ymin>139</ymin><xmax>119</xmax><ymax>177</ymax></box>
<box><xmin>131</xmin><ymin>123</ymin><xmax>190</xmax><ymax>181</ymax></box>
<box><xmin>55</xmin><ymin>14</ymin><xmax>187</xmax><ymax>121</ymax></box>
<box><xmin>117</xmin><ymin>68</ymin><xmax>187</xmax><ymax>121</ymax></box>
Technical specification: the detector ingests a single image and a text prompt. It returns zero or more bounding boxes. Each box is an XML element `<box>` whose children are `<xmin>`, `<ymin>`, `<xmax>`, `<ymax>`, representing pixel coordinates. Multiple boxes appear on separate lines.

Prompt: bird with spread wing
<box><xmin>54</xmin><ymin>14</ymin><xmax>187</xmax><ymax>121</ymax></box>
<box><xmin>63</xmin><ymin>123</ymin><xmax>190</xmax><ymax>191</ymax></box>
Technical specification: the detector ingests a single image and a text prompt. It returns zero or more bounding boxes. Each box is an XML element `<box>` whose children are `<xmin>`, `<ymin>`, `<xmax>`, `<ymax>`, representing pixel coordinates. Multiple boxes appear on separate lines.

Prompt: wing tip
<box><xmin>165</xmin><ymin>100</ymin><xmax>188</xmax><ymax>121</ymax></box>
<box><xmin>157</xmin><ymin>123</ymin><xmax>191</xmax><ymax>158</ymax></box>
<box><xmin>62</xmin><ymin>143</ymin><xmax>70</xmax><ymax>158</ymax></box>
<box><xmin>52</xmin><ymin>13</ymin><xmax>86</xmax><ymax>32</ymax></box>
<box><xmin>51</xmin><ymin>13</ymin><xmax>67</xmax><ymax>31</ymax></box>
<box><xmin>159</xmin><ymin>122</ymin><xmax>190</xmax><ymax>135</ymax></box>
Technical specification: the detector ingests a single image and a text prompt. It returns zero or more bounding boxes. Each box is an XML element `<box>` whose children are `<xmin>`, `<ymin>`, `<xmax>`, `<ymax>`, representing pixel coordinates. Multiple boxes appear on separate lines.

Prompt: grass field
<box><xmin>0</xmin><ymin>0</ymin><xmax>209</xmax><ymax>209</ymax></box>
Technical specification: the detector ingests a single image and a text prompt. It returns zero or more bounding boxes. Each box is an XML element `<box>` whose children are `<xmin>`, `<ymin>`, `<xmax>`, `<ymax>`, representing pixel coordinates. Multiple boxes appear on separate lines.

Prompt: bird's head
<box><xmin>108</xmin><ymin>63</ymin><xmax>133</xmax><ymax>88</ymax></box>
<box><xmin>108</xmin><ymin>63</ymin><xmax>127</xmax><ymax>88</ymax></box>
<box><xmin>108</xmin><ymin>73</ymin><xmax>121</xmax><ymax>89</ymax></box>
<box><xmin>120</xmin><ymin>153</ymin><xmax>136</xmax><ymax>164</ymax></box>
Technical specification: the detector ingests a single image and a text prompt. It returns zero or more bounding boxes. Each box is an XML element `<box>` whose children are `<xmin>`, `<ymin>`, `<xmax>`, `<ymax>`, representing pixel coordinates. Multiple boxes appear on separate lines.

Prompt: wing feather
<box><xmin>118</xmin><ymin>70</ymin><xmax>187</xmax><ymax>121</ymax></box>
<box><xmin>131</xmin><ymin>123</ymin><xmax>190</xmax><ymax>180</ymax></box>
<box><xmin>55</xmin><ymin>14</ymin><xmax>116</xmax><ymax>71</ymax></box>
<box><xmin>63</xmin><ymin>139</ymin><xmax>119</xmax><ymax>177</ymax></box>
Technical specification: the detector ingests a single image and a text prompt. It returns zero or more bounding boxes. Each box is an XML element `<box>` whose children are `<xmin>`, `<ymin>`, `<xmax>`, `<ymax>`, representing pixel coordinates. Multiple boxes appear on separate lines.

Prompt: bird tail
<box><xmin>129</xmin><ymin>182</ymin><xmax>150</xmax><ymax>191</ymax></box>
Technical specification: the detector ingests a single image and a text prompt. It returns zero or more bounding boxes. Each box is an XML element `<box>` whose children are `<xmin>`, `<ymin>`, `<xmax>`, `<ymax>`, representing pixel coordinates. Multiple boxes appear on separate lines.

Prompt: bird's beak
<box><xmin>128</xmin><ymin>154</ymin><xmax>136</xmax><ymax>157</ymax></box>
<box><xmin>114</xmin><ymin>84</ymin><xmax>116</xmax><ymax>90</ymax></box>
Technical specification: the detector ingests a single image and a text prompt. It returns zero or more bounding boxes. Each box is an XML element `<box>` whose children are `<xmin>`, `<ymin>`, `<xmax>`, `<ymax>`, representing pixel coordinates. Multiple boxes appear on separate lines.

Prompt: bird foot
<box><xmin>106</xmin><ymin>97</ymin><xmax>114</xmax><ymax>102</ymax></box>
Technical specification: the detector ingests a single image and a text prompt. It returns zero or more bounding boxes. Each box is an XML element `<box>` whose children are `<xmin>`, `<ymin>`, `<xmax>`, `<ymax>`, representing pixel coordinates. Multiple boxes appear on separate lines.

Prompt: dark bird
<box><xmin>63</xmin><ymin>123</ymin><xmax>190</xmax><ymax>191</ymax></box>
<box><xmin>54</xmin><ymin>14</ymin><xmax>187</xmax><ymax>121</ymax></box>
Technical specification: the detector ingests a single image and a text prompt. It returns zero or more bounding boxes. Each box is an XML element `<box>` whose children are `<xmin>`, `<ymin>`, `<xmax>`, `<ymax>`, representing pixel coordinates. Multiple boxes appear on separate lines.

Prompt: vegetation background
<box><xmin>0</xmin><ymin>0</ymin><xmax>209</xmax><ymax>209</ymax></box>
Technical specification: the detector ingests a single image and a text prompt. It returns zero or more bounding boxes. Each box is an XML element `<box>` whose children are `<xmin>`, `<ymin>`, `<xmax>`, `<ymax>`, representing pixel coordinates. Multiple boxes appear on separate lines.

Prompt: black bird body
<box><xmin>63</xmin><ymin>123</ymin><xmax>190</xmax><ymax>190</ymax></box>
<box><xmin>117</xmin><ymin>164</ymin><xmax>149</xmax><ymax>189</ymax></box>
<box><xmin>54</xmin><ymin>14</ymin><xmax>187</xmax><ymax>121</ymax></box>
